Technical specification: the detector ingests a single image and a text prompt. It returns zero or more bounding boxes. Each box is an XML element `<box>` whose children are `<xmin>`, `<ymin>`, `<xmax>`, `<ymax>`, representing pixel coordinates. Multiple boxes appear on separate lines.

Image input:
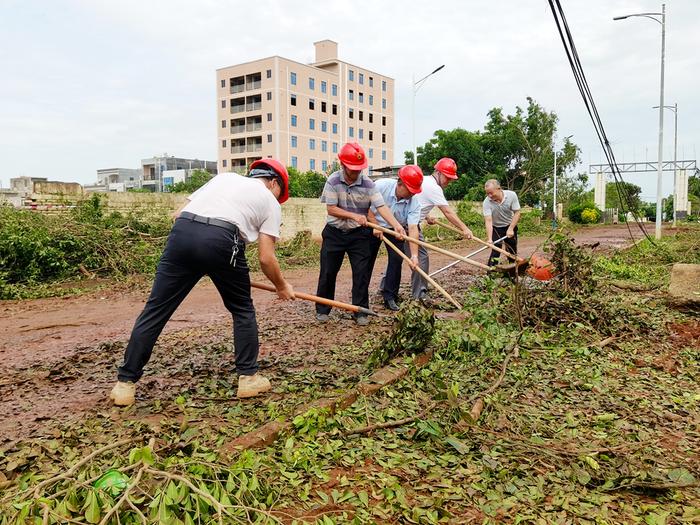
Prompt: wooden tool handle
<box><xmin>436</xmin><ymin>220</ymin><xmax>522</xmax><ymax>262</ymax></box>
<box><xmin>368</xmin><ymin>222</ymin><xmax>490</xmax><ymax>271</ymax></box>
<box><xmin>383</xmin><ymin>238</ymin><xmax>462</xmax><ymax>309</ymax></box>
<box><xmin>250</xmin><ymin>281</ymin><xmax>378</xmax><ymax>316</ymax></box>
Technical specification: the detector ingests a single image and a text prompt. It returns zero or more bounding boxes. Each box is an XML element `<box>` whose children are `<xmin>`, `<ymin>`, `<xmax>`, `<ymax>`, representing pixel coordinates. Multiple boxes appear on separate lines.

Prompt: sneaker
<box><xmin>237</xmin><ymin>373</ymin><xmax>272</xmax><ymax>398</ymax></box>
<box><xmin>383</xmin><ymin>298</ymin><xmax>400</xmax><ymax>311</ymax></box>
<box><xmin>110</xmin><ymin>381</ymin><xmax>135</xmax><ymax>406</ymax></box>
<box><xmin>316</xmin><ymin>312</ymin><xmax>330</xmax><ymax>322</ymax></box>
<box><xmin>355</xmin><ymin>314</ymin><xmax>370</xmax><ymax>326</ymax></box>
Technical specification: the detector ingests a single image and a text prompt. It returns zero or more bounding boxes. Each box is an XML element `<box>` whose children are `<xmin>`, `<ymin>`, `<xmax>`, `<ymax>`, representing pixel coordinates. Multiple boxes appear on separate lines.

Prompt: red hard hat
<box><xmin>249</xmin><ymin>158</ymin><xmax>289</xmax><ymax>204</ymax></box>
<box><xmin>398</xmin><ymin>165</ymin><xmax>423</xmax><ymax>194</ymax></box>
<box><xmin>434</xmin><ymin>157</ymin><xmax>458</xmax><ymax>179</ymax></box>
<box><xmin>338</xmin><ymin>142</ymin><xmax>368</xmax><ymax>170</ymax></box>
<box><xmin>526</xmin><ymin>253</ymin><xmax>555</xmax><ymax>281</ymax></box>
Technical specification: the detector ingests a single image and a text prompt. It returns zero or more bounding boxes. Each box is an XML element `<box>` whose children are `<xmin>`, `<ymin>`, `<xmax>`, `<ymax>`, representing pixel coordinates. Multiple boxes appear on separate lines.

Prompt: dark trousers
<box><xmin>488</xmin><ymin>225</ymin><xmax>518</xmax><ymax>266</ymax></box>
<box><xmin>316</xmin><ymin>224</ymin><xmax>373</xmax><ymax>314</ymax></box>
<box><xmin>382</xmin><ymin>237</ymin><xmax>408</xmax><ymax>302</ymax></box>
<box><xmin>117</xmin><ymin>218</ymin><xmax>259</xmax><ymax>382</ymax></box>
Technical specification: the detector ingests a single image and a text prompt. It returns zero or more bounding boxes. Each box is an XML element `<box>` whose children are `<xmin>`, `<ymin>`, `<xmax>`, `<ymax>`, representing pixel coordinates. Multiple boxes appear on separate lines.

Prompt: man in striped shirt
<box><xmin>316</xmin><ymin>142</ymin><xmax>406</xmax><ymax>325</ymax></box>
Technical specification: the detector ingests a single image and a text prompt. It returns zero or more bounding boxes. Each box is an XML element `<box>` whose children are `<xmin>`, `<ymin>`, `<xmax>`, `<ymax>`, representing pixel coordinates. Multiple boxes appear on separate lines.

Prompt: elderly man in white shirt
<box><xmin>482</xmin><ymin>178</ymin><xmax>521</xmax><ymax>266</ymax></box>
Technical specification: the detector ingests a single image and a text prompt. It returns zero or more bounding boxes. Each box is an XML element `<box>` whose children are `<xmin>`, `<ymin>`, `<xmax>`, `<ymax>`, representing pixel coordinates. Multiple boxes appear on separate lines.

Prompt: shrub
<box><xmin>568</xmin><ymin>202</ymin><xmax>601</xmax><ymax>224</ymax></box>
<box><xmin>287</xmin><ymin>167</ymin><xmax>326</xmax><ymax>198</ymax></box>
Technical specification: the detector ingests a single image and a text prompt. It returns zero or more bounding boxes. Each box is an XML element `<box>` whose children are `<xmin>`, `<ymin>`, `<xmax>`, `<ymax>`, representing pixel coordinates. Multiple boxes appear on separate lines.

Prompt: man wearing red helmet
<box><xmin>413</xmin><ymin>157</ymin><xmax>473</xmax><ymax>299</ymax></box>
<box><xmin>316</xmin><ymin>142</ymin><xmax>406</xmax><ymax>325</ymax></box>
<box><xmin>368</xmin><ymin>165</ymin><xmax>423</xmax><ymax>311</ymax></box>
<box><xmin>110</xmin><ymin>159</ymin><xmax>295</xmax><ymax>406</ymax></box>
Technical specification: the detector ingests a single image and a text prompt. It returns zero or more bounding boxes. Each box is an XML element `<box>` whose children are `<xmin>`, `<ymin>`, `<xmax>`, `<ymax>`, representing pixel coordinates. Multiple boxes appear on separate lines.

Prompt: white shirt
<box><xmin>182</xmin><ymin>173</ymin><xmax>281</xmax><ymax>243</ymax></box>
<box><xmin>416</xmin><ymin>174</ymin><xmax>449</xmax><ymax>220</ymax></box>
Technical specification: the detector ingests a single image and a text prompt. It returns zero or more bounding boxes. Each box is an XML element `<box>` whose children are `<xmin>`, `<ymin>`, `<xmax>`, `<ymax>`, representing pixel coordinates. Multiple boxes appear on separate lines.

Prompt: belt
<box><xmin>179</xmin><ymin>211</ymin><xmax>239</xmax><ymax>234</ymax></box>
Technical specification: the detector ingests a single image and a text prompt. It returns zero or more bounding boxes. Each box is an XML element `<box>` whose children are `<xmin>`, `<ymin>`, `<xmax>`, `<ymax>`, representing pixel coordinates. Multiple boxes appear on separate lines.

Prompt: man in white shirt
<box><xmin>482</xmin><ymin>178</ymin><xmax>521</xmax><ymax>266</ymax></box>
<box><xmin>413</xmin><ymin>158</ymin><xmax>473</xmax><ymax>299</ymax></box>
<box><xmin>110</xmin><ymin>159</ymin><xmax>295</xmax><ymax>406</ymax></box>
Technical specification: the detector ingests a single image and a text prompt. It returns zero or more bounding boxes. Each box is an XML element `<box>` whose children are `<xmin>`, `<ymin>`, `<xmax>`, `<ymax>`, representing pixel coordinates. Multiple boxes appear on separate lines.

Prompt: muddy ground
<box><xmin>0</xmin><ymin>225</ymin><xmax>653</xmax><ymax>443</ymax></box>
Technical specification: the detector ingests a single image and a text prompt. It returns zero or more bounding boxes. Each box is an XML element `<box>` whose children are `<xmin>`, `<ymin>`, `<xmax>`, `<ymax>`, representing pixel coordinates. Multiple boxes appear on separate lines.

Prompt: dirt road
<box><xmin>0</xmin><ymin>225</ymin><xmax>650</xmax><ymax>442</ymax></box>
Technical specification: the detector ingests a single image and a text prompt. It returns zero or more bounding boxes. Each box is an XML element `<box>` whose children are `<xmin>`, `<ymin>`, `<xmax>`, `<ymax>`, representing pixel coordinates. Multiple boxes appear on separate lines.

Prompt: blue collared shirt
<box><xmin>370</xmin><ymin>178</ymin><xmax>421</xmax><ymax>228</ymax></box>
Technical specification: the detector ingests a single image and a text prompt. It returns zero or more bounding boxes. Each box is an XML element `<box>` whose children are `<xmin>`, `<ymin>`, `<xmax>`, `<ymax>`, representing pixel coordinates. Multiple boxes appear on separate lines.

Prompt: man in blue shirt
<box><xmin>369</xmin><ymin>165</ymin><xmax>424</xmax><ymax>310</ymax></box>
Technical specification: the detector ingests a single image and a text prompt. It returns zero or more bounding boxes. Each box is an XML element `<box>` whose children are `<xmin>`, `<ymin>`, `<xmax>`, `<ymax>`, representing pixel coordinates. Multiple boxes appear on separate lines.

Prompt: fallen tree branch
<box><xmin>98</xmin><ymin>463</ymin><xmax>147</xmax><ymax>525</ymax></box>
<box><xmin>342</xmin><ymin>401</ymin><xmax>439</xmax><ymax>436</ymax></box>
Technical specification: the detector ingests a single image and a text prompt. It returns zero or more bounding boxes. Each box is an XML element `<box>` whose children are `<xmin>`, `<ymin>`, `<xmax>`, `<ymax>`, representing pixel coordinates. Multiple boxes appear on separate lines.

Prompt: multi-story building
<box><xmin>91</xmin><ymin>168</ymin><xmax>143</xmax><ymax>192</ymax></box>
<box><xmin>216</xmin><ymin>40</ymin><xmax>395</xmax><ymax>175</ymax></box>
<box><xmin>140</xmin><ymin>156</ymin><xmax>217</xmax><ymax>192</ymax></box>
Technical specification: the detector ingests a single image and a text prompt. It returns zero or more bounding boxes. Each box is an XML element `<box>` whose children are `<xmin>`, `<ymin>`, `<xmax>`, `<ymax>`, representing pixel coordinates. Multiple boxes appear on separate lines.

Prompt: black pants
<box><xmin>316</xmin><ymin>224</ymin><xmax>373</xmax><ymax>314</ymax></box>
<box><xmin>381</xmin><ymin>236</ymin><xmax>408</xmax><ymax>302</ymax></box>
<box><xmin>488</xmin><ymin>225</ymin><xmax>518</xmax><ymax>266</ymax></box>
<box><xmin>117</xmin><ymin>218</ymin><xmax>259</xmax><ymax>382</ymax></box>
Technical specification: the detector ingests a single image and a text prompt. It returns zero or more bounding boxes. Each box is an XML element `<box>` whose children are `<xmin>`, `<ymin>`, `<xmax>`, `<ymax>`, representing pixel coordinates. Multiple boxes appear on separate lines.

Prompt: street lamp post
<box><xmin>412</xmin><ymin>65</ymin><xmax>445</xmax><ymax>165</ymax></box>
<box><xmin>552</xmin><ymin>134</ymin><xmax>573</xmax><ymax>229</ymax></box>
<box><xmin>653</xmin><ymin>103</ymin><xmax>678</xmax><ymax>225</ymax></box>
<box><xmin>614</xmin><ymin>4</ymin><xmax>666</xmax><ymax>239</ymax></box>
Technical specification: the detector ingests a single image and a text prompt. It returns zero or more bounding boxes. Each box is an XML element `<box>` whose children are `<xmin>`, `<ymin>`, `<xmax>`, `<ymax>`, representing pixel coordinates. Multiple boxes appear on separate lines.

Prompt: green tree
<box><xmin>604</xmin><ymin>181</ymin><xmax>642</xmax><ymax>212</ymax></box>
<box><xmin>169</xmin><ymin>169</ymin><xmax>213</xmax><ymax>193</ymax></box>
<box><xmin>287</xmin><ymin>167</ymin><xmax>326</xmax><ymax>198</ymax></box>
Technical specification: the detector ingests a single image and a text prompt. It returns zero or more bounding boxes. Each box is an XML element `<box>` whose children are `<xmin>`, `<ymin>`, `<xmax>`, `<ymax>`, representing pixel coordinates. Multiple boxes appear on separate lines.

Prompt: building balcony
<box><xmin>230</xmin><ymin>84</ymin><xmax>245</xmax><ymax>94</ymax></box>
<box><xmin>246</xmin><ymin>144</ymin><xmax>262</xmax><ymax>152</ymax></box>
<box><xmin>246</xmin><ymin>123</ymin><xmax>262</xmax><ymax>132</ymax></box>
<box><xmin>230</xmin><ymin>146</ymin><xmax>246</xmax><ymax>154</ymax></box>
<box><xmin>230</xmin><ymin>125</ymin><xmax>245</xmax><ymax>134</ymax></box>
<box><xmin>231</xmin><ymin>106</ymin><xmax>245</xmax><ymax>114</ymax></box>
<box><xmin>246</xmin><ymin>103</ymin><xmax>261</xmax><ymax>112</ymax></box>
<box><xmin>245</xmin><ymin>81</ymin><xmax>261</xmax><ymax>90</ymax></box>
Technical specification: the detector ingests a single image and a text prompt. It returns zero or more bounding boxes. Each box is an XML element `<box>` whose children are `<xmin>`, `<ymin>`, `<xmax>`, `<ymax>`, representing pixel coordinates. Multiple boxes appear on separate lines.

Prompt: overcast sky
<box><xmin>1</xmin><ymin>0</ymin><xmax>698</xmax><ymax>200</ymax></box>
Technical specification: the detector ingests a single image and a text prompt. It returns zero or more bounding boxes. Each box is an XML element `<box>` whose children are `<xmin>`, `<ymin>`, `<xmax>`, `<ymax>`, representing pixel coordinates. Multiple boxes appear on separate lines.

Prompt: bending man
<box><xmin>111</xmin><ymin>159</ymin><xmax>294</xmax><ymax>406</ymax></box>
<box><xmin>482</xmin><ymin>178</ymin><xmax>521</xmax><ymax>266</ymax></box>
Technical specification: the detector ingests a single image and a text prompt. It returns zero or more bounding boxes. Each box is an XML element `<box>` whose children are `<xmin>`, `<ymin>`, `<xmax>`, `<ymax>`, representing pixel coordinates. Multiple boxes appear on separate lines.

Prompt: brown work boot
<box><xmin>110</xmin><ymin>381</ymin><xmax>135</xmax><ymax>406</ymax></box>
<box><xmin>237</xmin><ymin>373</ymin><xmax>272</xmax><ymax>398</ymax></box>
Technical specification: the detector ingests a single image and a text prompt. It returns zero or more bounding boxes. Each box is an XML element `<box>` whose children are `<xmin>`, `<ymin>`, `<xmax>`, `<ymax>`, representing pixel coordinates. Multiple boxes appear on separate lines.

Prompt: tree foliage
<box><xmin>169</xmin><ymin>169</ymin><xmax>213</xmax><ymax>193</ymax></box>
<box><xmin>287</xmin><ymin>167</ymin><xmax>326</xmax><ymax>198</ymax></box>
<box><xmin>407</xmin><ymin>98</ymin><xmax>581</xmax><ymax>205</ymax></box>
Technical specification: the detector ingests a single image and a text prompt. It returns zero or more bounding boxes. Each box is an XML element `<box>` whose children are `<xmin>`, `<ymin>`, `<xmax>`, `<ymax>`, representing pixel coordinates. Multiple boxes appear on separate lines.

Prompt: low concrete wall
<box><xmin>21</xmin><ymin>192</ymin><xmax>473</xmax><ymax>240</ymax></box>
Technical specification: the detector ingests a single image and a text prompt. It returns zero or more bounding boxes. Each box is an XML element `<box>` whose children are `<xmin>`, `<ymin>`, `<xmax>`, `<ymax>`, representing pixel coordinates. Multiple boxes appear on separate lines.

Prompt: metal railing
<box><xmin>245</xmin><ymin>81</ymin><xmax>261</xmax><ymax>90</ymax></box>
<box><xmin>245</xmin><ymin>103</ymin><xmax>261</xmax><ymax>111</ymax></box>
<box><xmin>230</xmin><ymin>126</ymin><xmax>245</xmax><ymax>134</ymax></box>
<box><xmin>230</xmin><ymin>146</ymin><xmax>246</xmax><ymax>153</ymax></box>
<box><xmin>246</xmin><ymin>123</ymin><xmax>262</xmax><ymax>132</ymax></box>
<box><xmin>230</xmin><ymin>84</ymin><xmax>245</xmax><ymax>94</ymax></box>
<box><xmin>231</xmin><ymin>106</ymin><xmax>245</xmax><ymax>114</ymax></box>
<box><xmin>246</xmin><ymin>144</ymin><xmax>262</xmax><ymax>152</ymax></box>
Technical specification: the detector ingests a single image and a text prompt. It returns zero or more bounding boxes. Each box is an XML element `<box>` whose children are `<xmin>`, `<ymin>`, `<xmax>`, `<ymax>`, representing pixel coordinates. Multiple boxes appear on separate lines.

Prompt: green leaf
<box><xmin>83</xmin><ymin>491</ymin><xmax>101</xmax><ymax>524</ymax></box>
<box><xmin>668</xmin><ymin>468</ymin><xmax>696</xmax><ymax>484</ymax></box>
<box><xmin>358</xmin><ymin>491</ymin><xmax>369</xmax><ymax>507</ymax></box>
<box><xmin>444</xmin><ymin>435</ymin><xmax>470</xmax><ymax>455</ymax></box>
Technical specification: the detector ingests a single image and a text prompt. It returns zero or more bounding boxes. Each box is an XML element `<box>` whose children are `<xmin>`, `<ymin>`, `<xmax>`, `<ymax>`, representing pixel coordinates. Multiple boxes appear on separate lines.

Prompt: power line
<box><xmin>547</xmin><ymin>0</ymin><xmax>653</xmax><ymax>243</ymax></box>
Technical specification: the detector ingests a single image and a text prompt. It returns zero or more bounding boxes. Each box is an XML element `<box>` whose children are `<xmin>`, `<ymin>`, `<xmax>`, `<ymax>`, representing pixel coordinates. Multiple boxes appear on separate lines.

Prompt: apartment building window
<box><xmin>349</xmin><ymin>127</ymin><xmax>354</xmax><ymax>138</ymax></box>
<box><xmin>349</xmin><ymin>69</ymin><xmax>354</xmax><ymax>81</ymax></box>
<box><xmin>332</xmin><ymin>84</ymin><xmax>337</xmax><ymax>96</ymax></box>
<box><xmin>291</xmin><ymin>115</ymin><xmax>297</xmax><ymax>127</ymax></box>
<box><xmin>359</xmin><ymin>73</ymin><xmax>364</xmax><ymax>85</ymax></box>
<box><xmin>321</xmin><ymin>121</ymin><xmax>327</xmax><ymax>132</ymax></box>
<box><xmin>348</xmin><ymin>89</ymin><xmax>354</xmax><ymax>101</ymax></box>
<box><xmin>382</xmin><ymin>80</ymin><xmax>387</xmax><ymax>91</ymax></box>
<box><xmin>291</xmin><ymin>94</ymin><xmax>297</xmax><ymax>106</ymax></box>
<box><xmin>309</xmin><ymin>99</ymin><xmax>315</xmax><ymax>110</ymax></box>
<box><xmin>369</xmin><ymin>148</ymin><xmax>373</xmax><ymax>159</ymax></box>
<box><xmin>222</xmin><ymin>139</ymin><xmax>227</xmax><ymax>148</ymax></box>
<box><xmin>321</xmin><ymin>80</ymin><xmax>327</xmax><ymax>94</ymax></box>
<box><xmin>359</xmin><ymin>111</ymin><xmax>363</xmax><ymax>121</ymax></box>
<box><xmin>308</xmin><ymin>77</ymin><xmax>315</xmax><ymax>90</ymax></box>
<box><xmin>309</xmin><ymin>118</ymin><xmax>315</xmax><ymax>130</ymax></box>
<box><xmin>221</xmin><ymin>99</ymin><xmax>226</xmax><ymax>108</ymax></box>
<box><xmin>221</xmin><ymin>120</ymin><xmax>226</xmax><ymax>128</ymax></box>
<box><xmin>310</xmin><ymin>159</ymin><xmax>316</xmax><ymax>170</ymax></box>
<box><xmin>322</xmin><ymin>140</ymin><xmax>328</xmax><ymax>152</ymax></box>
<box><xmin>332</xmin><ymin>142</ymin><xmax>338</xmax><ymax>153</ymax></box>
<box><xmin>382</xmin><ymin>116</ymin><xmax>387</xmax><ymax>126</ymax></box>
<box><xmin>266</xmin><ymin>69</ymin><xmax>272</xmax><ymax>79</ymax></box>
<box><xmin>369</xmin><ymin>113</ymin><xmax>374</xmax><ymax>124</ymax></box>
<box><xmin>322</xmin><ymin>160</ymin><xmax>328</xmax><ymax>171</ymax></box>
<box><xmin>382</xmin><ymin>150</ymin><xmax>387</xmax><ymax>161</ymax></box>
<box><xmin>309</xmin><ymin>138</ymin><xmax>316</xmax><ymax>150</ymax></box>
<box><xmin>220</xmin><ymin>79</ymin><xmax>225</xmax><ymax>88</ymax></box>
<box><xmin>348</xmin><ymin>108</ymin><xmax>354</xmax><ymax>119</ymax></box>
<box><xmin>332</xmin><ymin>123</ymin><xmax>338</xmax><ymax>134</ymax></box>
<box><xmin>359</xmin><ymin>92</ymin><xmax>364</xmax><ymax>104</ymax></box>
<box><xmin>267</xmin><ymin>91</ymin><xmax>272</xmax><ymax>101</ymax></box>
<box><xmin>223</xmin><ymin>159</ymin><xmax>227</xmax><ymax>167</ymax></box>
<box><xmin>369</xmin><ymin>95</ymin><xmax>373</xmax><ymax>106</ymax></box>
<box><xmin>369</xmin><ymin>76</ymin><xmax>374</xmax><ymax>87</ymax></box>
<box><xmin>267</xmin><ymin>113</ymin><xmax>272</xmax><ymax>122</ymax></box>
<box><xmin>291</xmin><ymin>156</ymin><xmax>298</xmax><ymax>168</ymax></box>
<box><xmin>290</xmin><ymin>72</ymin><xmax>297</xmax><ymax>85</ymax></box>
<box><xmin>382</xmin><ymin>133</ymin><xmax>386</xmax><ymax>143</ymax></box>
<box><xmin>369</xmin><ymin>130</ymin><xmax>374</xmax><ymax>140</ymax></box>
<box><xmin>267</xmin><ymin>134</ymin><xmax>272</xmax><ymax>143</ymax></box>
<box><xmin>291</xmin><ymin>135</ymin><xmax>297</xmax><ymax>148</ymax></box>
<box><xmin>332</xmin><ymin>104</ymin><xmax>337</xmax><ymax>115</ymax></box>
<box><xmin>321</xmin><ymin>101</ymin><xmax>327</xmax><ymax>113</ymax></box>
<box><xmin>382</xmin><ymin>98</ymin><xmax>387</xmax><ymax>109</ymax></box>
<box><xmin>359</xmin><ymin>128</ymin><xmax>364</xmax><ymax>139</ymax></box>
